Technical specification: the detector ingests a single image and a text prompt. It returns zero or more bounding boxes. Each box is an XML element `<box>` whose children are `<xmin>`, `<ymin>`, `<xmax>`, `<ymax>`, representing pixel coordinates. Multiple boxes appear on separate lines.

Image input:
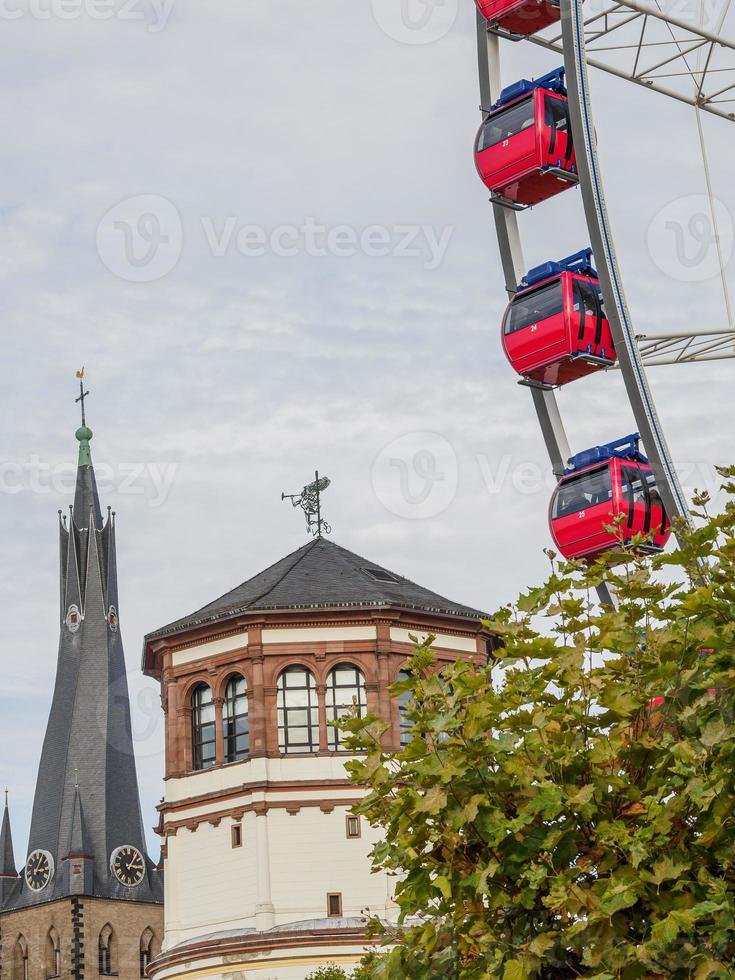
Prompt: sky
<box><xmin>0</xmin><ymin>0</ymin><xmax>733</xmax><ymax>860</ymax></box>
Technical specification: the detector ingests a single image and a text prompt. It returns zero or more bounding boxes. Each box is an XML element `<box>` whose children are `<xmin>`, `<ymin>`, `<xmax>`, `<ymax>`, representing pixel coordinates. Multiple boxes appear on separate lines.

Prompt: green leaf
<box><xmin>503</xmin><ymin>960</ymin><xmax>532</xmax><ymax>980</ymax></box>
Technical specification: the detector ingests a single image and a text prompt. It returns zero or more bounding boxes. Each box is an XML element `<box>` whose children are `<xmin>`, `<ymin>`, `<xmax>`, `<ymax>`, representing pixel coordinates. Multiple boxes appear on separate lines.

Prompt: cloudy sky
<box><xmin>0</xmin><ymin>0</ymin><xmax>732</xmax><ymax>858</ymax></box>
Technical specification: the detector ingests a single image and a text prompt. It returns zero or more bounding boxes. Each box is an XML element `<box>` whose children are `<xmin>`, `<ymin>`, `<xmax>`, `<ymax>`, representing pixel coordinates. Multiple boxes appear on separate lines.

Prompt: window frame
<box><xmin>477</xmin><ymin>95</ymin><xmax>536</xmax><ymax>152</ymax></box>
<box><xmin>552</xmin><ymin>465</ymin><xmax>613</xmax><ymax>520</ymax></box>
<box><xmin>325</xmin><ymin>664</ymin><xmax>367</xmax><ymax>752</ymax></box>
<box><xmin>46</xmin><ymin>927</ymin><xmax>61</xmax><ymax>979</ymax></box>
<box><xmin>327</xmin><ymin>892</ymin><xmax>343</xmax><ymax>918</ymax></box>
<box><xmin>397</xmin><ymin>670</ymin><xmax>414</xmax><ymax>748</ymax></box>
<box><xmin>139</xmin><ymin>929</ymin><xmax>154</xmax><ymax>980</ymax></box>
<box><xmin>191</xmin><ymin>683</ymin><xmax>216</xmax><ymax>772</ymax></box>
<box><xmin>277</xmin><ymin>665</ymin><xmax>320</xmax><ymax>755</ymax></box>
<box><xmin>98</xmin><ymin>925</ymin><xmax>114</xmax><ymax>977</ymax></box>
<box><xmin>223</xmin><ymin>674</ymin><xmax>249</xmax><ymax>764</ymax></box>
<box><xmin>505</xmin><ymin>278</ymin><xmax>564</xmax><ymax>336</ymax></box>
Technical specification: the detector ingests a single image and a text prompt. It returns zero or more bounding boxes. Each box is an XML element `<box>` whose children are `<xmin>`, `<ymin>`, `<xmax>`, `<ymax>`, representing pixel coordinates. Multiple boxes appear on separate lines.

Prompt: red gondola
<box><xmin>502</xmin><ymin>249</ymin><xmax>616</xmax><ymax>386</ymax></box>
<box><xmin>476</xmin><ymin>0</ymin><xmax>560</xmax><ymax>37</ymax></box>
<box><xmin>475</xmin><ymin>68</ymin><xmax>577</xmax><ymax>209</ymax></box>
<box><xmin>549</xmin><ymin>435</ymin><xmax>672</xmax><ymax>561</ymax></box>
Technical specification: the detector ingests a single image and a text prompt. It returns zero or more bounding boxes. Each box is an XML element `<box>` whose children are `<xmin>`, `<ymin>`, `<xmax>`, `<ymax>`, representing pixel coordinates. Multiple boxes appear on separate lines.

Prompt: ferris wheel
<box><xmin>473</xmin><ymin>0</ymin><xmax>735</xmax><ymax>595</ymax></box>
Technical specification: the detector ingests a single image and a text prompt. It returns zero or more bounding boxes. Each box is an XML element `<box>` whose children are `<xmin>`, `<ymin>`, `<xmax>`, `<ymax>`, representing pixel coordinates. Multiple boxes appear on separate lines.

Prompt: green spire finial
<box><xmin>76</xmin><ymin>425</ymin><xmax>93</xmax><ymax>466</ymax></box>
<box><xmin>74</xmin><ymin>369</ymin><xmax>93</xmax><ymax>465</ymax></box>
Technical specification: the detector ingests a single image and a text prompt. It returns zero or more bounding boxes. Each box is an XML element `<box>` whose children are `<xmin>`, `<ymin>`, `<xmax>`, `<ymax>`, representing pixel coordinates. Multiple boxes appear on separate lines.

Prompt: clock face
<box><xmin>26</xmin><ymin>849</ymin><xmax>54</xmax><ymax>892</ymax></box>
<box><xmin>110</xmin><ymin>845</ymin><xmax>145</xmax><ymax>888</ymax></box>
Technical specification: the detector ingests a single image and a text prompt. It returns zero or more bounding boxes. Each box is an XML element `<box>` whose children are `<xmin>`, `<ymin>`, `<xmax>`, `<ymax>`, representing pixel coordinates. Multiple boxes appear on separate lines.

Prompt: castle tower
<box><xmin>142</xmin><ymin>529</ymin><xmax>496</xmax><ymax>980</ymax></box>
<box><xmin>0</xmin><ymin>411</ymin><xmax>163</xmax><ymax>980</ymax></box>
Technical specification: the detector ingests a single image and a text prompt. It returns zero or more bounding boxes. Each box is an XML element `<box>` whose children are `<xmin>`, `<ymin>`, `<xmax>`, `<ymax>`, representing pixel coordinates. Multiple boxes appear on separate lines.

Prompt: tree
<box><xmin>305</xmin><ymin>970</ymin><xmax>351</xmax><ymax>980</ymax></box>
<box><xmin>342</xmin><ymin>474</ymin><xmax>735</xmax><ymax>978</ymax></box>
<box><xmin>305</xmin><ymin>964</ymin><xmax>372</xmax><ymax>979</ymax></box>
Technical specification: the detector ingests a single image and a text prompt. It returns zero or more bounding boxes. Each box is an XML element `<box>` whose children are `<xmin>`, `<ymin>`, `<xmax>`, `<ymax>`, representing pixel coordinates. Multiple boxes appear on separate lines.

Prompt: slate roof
<box><xmin>3</xmin><ymin>428</ymin><xmax>162</xmax><ymax>910</ymax></box>
<box><xmin>0</xmin><ymin>803</ymin><xmax>15</xmax><ymax>877</ymax></box>
<box><xmin>146</xmin><ymin>537</ymin><xmax>488</xmax><ymax>643</ymax></box>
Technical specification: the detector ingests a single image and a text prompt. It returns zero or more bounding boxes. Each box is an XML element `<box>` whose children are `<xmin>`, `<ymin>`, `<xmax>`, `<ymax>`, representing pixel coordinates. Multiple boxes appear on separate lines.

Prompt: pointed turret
<box><xmin>0</xmin><ymin>790</ymin><xmax>18</xmax><ymax>907</ymax></box>
<box><xmin>63</xmin><ymin>784</ymin><xmax>95</xmax><ymax>895</ymax></box>
<box><xmin>0</xmin><ymin>794</ymin><xmax>18</xmax><ymax>906</ymax></box>
<box><xmin>9</xmin><ymin>405</ymin><xmax>162</xmax><ymax>910</ymax></box>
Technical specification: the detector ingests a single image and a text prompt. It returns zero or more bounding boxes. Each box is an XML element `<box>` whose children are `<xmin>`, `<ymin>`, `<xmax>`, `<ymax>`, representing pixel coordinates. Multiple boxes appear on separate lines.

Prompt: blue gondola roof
<box><xmin>565</xmin><ymin>433</ymin><xmax>648</xmax><ymax>474</ymax></box>
<box><xmin>518</xmin><ymin>247</ymin><xmax>597</xmax><ymax>292</ymax></box>
<box><xmin>493</xmin><ymin>66</ymin><xmax>567</xmax><ymax>111</ymax></box>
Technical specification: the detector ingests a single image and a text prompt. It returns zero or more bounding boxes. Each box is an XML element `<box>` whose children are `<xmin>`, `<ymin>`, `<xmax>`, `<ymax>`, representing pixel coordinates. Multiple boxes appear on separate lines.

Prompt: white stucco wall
<box><xmin>162</xmin><ymin>757</ymin><xmax>396</xmax><ymax>951</ymax></box>
<box><xmin>165</xmin><ymin>812</ymin><xmax>259</xmax><ymax>943</ymax></box>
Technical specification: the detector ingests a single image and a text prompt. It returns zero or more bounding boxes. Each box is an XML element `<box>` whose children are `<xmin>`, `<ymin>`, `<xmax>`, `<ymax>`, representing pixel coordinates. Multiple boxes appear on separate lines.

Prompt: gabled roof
<box><xmin>145</xmin><ymin>537</ymin><xmax>488</xmax><ymax>644</ymax></box>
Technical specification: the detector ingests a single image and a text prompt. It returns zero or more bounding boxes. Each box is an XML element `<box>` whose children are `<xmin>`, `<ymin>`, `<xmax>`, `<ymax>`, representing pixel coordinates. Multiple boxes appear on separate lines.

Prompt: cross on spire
<box><xmin>282</xmin><ymin>471</ymin><xmax>332</xmax><ymax>538</ymax></box>
<box><xmin>75</xmin><ymin>368</ymin><xmax>90</xmax><ymax>427</ymax></box>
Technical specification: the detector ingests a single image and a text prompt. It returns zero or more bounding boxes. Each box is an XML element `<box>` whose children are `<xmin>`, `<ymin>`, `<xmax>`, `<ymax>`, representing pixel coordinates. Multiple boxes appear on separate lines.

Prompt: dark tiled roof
<box><xmin>147</xmin><ymin>537</ymin><xmax>487</xmax><ymax>641</ymax></box>
<box><xmin>0</xmin><ymin>804</ymin><xmax>15</xmax><ymax>877</ymax></box>
<box><xmin>5</xmin><ymin>440</ymin><xmax>162</xmax><ymax>911</ymax></box>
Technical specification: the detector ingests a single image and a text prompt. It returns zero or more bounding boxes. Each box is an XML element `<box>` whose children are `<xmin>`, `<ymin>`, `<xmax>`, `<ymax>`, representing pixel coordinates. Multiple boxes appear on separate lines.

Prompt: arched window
<box><xmin>224</xmin><ymin>675</ymin><xmax>249</xmax><ymax>763</ymax></box>
<box><xmin>277</xmin><ymin>666</ymin><xmax>319</xmax><ymax>754</ymax></box>
<box><xmin>98</xmin><ymin>925</ymin><xmax>114</xmax><ymax>976</ymax></box>
<box><xmin>191</xmin><ymin>684</ymin><xmax>216</xmax><ymax>770</ymax></box>
<box><xmin>397</xmin><ymin>670</ymin><xmax>413</xmax><ymax>747</ymax></box>
<box><xmin>139</xmin><ymin>928</ymin><xmax>155</xmax><ymax>978</ymax></box>
<box><xmin>325</xmin><ymin>664</ymin><xmax>367</xmax><ymax>751</ymax></box>
<box><xmin>45</xmin><ymin>927</ymin><xmax>60</xmax><ymax>978</ymax></box>
<box><xmin>13</xmin><ymin>936</ymin><xmax>28</xmax><ymax>980</ymax></box>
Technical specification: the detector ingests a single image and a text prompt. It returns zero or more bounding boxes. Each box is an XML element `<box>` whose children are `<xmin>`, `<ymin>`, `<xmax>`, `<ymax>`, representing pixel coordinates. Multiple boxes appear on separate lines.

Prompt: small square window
<box><xmin>327</xmin><ymin>892</ymin><xmax>343</xmax><ymax>917</ymax></box>
<box><xmin>231</xmin><ymin>824</ymin><xmax>242</xmax><ymax>848</ymax></box>
<box><xmin>346</xmin><ymin>815</ymin><xmax>361</xmax><ymax>839</ymax></box>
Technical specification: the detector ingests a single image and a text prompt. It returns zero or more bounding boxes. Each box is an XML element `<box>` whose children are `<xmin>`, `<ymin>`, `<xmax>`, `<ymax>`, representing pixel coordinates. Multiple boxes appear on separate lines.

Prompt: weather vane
<box><xmin>75</xmin><ymin>367</ymin><xmax>90</xmax><ymax>426</ymax></box>
<box><xmin>282</xmin><ymin>471</ymin><xmax>332</xmax><ymax>538</ymax></box>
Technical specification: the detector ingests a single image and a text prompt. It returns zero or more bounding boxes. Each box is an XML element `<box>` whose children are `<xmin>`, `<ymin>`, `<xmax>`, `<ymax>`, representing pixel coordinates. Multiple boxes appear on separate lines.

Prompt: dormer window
<box><xmin>363</xmin><ymin>567</ymin><xmax>400</xmax><ymax>584</ymax></box>
<box><xmin>107</xmin><ymin>606</ymin><xmax>119</xmax><ymax>631</ymax></box>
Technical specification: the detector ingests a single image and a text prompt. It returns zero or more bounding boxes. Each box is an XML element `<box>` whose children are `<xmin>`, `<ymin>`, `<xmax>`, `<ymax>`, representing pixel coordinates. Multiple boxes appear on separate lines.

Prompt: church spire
<box><xmin>0</xmin><ymin>793</ymin><xmax>17</xmax><ymax>905</ymax></box>
<box><xmin>5</xmin><ymin>384</ymin><xmax>162</xmax><ymax>911</ymax></box>
<box><xmin>0</xmin><ymin>792</ymin><xmax>16</xmax><ymax>877</ymax></box>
